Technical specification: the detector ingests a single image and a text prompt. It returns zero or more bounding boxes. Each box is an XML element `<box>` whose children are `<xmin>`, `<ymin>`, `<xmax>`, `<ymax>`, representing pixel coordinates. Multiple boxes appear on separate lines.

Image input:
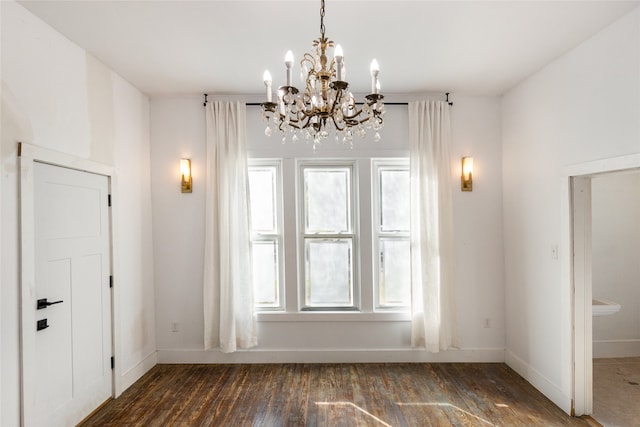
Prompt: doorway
<box><xmin>568</xmin><ymin>153</ymin><xmax>640</xmax><ymax>416</ymax></box>
<box><xmin>19</xmin><ymin>143</ymin><xmax>115</xmax><ymax>426</ymax></box>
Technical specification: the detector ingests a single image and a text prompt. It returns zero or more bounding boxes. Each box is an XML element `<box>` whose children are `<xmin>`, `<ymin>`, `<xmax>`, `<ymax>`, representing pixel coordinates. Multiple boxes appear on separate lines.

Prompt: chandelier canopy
<box><xmin>261</xmin><ymin>0</ymin><xmax>385</xmax><ymax>149</ymax></box>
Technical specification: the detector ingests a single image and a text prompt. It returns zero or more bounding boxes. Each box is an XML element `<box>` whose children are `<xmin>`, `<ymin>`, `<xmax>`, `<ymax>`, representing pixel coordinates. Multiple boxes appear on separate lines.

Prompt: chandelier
<box><xmin>261</xmin><ymin>0</ymin><xmax>385</xmax><ymax>149</ymax></box>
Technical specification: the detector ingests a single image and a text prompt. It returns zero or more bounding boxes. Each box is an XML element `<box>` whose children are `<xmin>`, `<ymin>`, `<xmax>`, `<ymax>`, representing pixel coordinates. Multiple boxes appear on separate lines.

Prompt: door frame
<box><xmin>18</xmin><ymin>142</ymin><xmax>117</xmax><ymax>426</ymax></box>
<box><xmin>564</xmin><ymin>152</ymin><xmax>640</xmax><ymax>416</ymax></box>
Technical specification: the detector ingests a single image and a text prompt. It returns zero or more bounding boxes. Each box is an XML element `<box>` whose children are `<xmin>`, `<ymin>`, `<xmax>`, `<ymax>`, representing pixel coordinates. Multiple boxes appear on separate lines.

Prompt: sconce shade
<box><xmin>461</xmin><ymin>157</ymin><xmax>473</xmax><ymax>192</ymax></box>
<box><xmin>181</xmin><ymin>158</ymin><xmax>192</xmax><ymax>193</ymax></box>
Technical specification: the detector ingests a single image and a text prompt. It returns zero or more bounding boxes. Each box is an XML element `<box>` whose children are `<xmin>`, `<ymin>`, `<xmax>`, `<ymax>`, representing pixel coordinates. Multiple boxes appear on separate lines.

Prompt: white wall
<box><xmin>501</xmin><ymin>7</ymin><xmax>640</xmax><ymax>413</ymax></box>
<box><xmin>1</xmin><ymin>2</ymin><xmax>156</xmax><ymax>424</ymax></box>
<box><xmin>150</xmin><ymin>95</ymin><xmax>505</xmax><ymax>362</ymax></box>
<box><xmin>592</xmin><ymin>171</ymin><xmax>640</xmax><ymax>358</ymax></box>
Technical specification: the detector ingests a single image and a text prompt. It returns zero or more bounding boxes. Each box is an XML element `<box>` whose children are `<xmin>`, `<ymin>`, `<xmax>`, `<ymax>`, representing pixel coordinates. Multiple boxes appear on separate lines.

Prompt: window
<box><xmin>248</xmin><ymin>160</ymin><xmax>284</xmax><ymax>310</ymax></box>
<box><xmin>247</xmin><ymin>157</ymin><xmax>410</xmax><ymax>313</ymax></box>
<box><xmin>372</xmin><ymin>160</ymin><xmax>411</xmax><ymax>309</ymax></box>
<box><xmin>299</xmin><ymin>162</ymin><xmax>357</xmax><ymax>310</ymax></box>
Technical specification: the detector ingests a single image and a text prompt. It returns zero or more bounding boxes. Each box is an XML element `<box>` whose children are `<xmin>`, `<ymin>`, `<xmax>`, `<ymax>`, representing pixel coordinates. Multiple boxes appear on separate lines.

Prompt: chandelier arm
<box><xmin>299</xmin><ymin>108</ymin><xmax>320</xmax><ymax>120</ymax></box>
<box><xmin>341</xmin><ymin>108</ymin><xmax>364</xmax><ymax>121</ymax></box>
<box><xmin>302</xmin><ymin>53</ymin><xmax>317</xmax><ymax>70</ymax></box>
<box><xmin>277</xmin><ymin>117</ymin><xmax>303</xmax><ymax>132</ymax></box>
<box><xmin>328</xmin><ymin>87</ymin><xmax>342</xmax><ymax>116</ymax></box>
<box><xmin>283</xmin><ymin>110</ymin><xmax>307</xmax><ymax>128</ymax></box>
<box><xmin>355</xmin><ymin>108</ymin><xmax>384</xmax><ymax>126</ymax></box>
<box><xmin>300</xmin><ymin>115</ymin><xmax>313</xmax><ymax>129</ymax></box>
<box><xmin>330</xmin><ymin>115</ymin><xmax>346</xmax><ymax>132</ymax></box>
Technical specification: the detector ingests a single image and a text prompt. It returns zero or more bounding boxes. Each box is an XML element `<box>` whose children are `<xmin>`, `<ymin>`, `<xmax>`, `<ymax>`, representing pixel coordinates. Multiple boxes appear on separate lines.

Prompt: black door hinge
<box><xmin>108</xmin><ymin>194</ymin><xmax>112</xmax><ymax>207</ymax></box>
<box><xmin>111</xmin><ymin>356</ymin><xmax>115</xmax><ymax>370</ymax></box>
<box><xmin>109</xmin><ymin>275</ymin><xmax>113</xmax><ymax>288</ymax></box>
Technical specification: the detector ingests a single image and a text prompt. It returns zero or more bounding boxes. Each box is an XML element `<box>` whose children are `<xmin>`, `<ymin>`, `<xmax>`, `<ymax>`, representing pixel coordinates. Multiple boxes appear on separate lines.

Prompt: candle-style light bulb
<box><xmin>263</xmin><ymin>70</ymin><xmax>272</xmax><ymax>102</ymax></box>
<box><xmin>334</xmin><ymin>44</ymin><xmax>344</xmax><ymax>81</ymax></box>
<box><xmin>285</xmin><ymin>50</ymin><xmax>294</xmax><ymax>86</ymax></box>
<box><xmin>370</xmin><ymin>59</ymin><xmax>380</xmax><ymax>94</ymax></box>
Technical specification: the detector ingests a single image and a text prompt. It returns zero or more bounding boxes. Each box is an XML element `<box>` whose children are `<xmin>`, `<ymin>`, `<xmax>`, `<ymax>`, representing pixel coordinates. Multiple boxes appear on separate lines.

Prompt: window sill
<box><xmin>256</xmin><ymin>311</ymin><xmax>411</xmax><ymax>322</ymax></box>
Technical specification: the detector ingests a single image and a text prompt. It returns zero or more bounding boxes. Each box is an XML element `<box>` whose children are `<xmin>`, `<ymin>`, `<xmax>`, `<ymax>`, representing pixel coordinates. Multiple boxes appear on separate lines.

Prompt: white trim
<box><xmin>562</xmin><ymin>152</ymin><xmax>640</xmax><ymax>417</ymax></box>
<box><xmin>247</xmin><ymin>159</ymin><xmax>285</xmax><ymax>311</ymax></box>
<box><xmin>117</xmin><ymin>351</ymin><xmax>158</xmax><ymax>397</ymax></box>
<box><xmin>505</xmin><ymin>350</ymin><xmax>572</xmax><ymax>415</ymax></box>
<box><xmin>257</xmin><ymin>311</ymin><xmax>411</xmax><ymax>322</ymax></box>
<box><xmin>571</xmin><ymin>176</ymin><xmax>593</xmax><ymax>416</ymax></box>
<box><xmin>371</xmin><ymin>159</ymin><xmax>411</xmax><ymax>310</ymax></box>
<box><xmin>19</xmin><ymin>143</ymin><xmax>114</xmax><ymax>176</ymax></box>
<box><xmin>563</xmin><ymin>153</ymin><xmax>640</xmax><ymax>178</ymax></box>
<box><xmin>593</xmin><ymin>339</ymin><xmax>640</xmax><ymax>358</ymax></box>
<box><xmin>157</xmin><ymin>348</ymin><xmax>505</xmax><ymax>364</ymax></box>
<box><xmin>109</xmin><ymin>172</ymin><xmax>123</xmax><ymax>397</ymax></box>
<box><xmin>18</xmin><ymin>143</ymin><xmax>116</xmax><ymax>426</ymax></box>
<box><xmin>297</xmin><ymin>160</ymin><xmax>360</xmax><ymax>310</ymax></box>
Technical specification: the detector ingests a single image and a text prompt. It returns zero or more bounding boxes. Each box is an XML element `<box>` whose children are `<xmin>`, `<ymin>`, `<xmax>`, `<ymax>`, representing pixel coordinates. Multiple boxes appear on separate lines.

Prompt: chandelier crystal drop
<box><xmin>261</xmin><ymin>0</ymin><xmax>385</xmax><ymax>150</ymax></box>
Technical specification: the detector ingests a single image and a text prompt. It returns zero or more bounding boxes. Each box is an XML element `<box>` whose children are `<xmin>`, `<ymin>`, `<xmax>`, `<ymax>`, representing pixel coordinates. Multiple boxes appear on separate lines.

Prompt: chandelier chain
<box><xmin>320</xmin><ymin>0</ymin><xmax>326</xmax><ymax>39</ymax></box>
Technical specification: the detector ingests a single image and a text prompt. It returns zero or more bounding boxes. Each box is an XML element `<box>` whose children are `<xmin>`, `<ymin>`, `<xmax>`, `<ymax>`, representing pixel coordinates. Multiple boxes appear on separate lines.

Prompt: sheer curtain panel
<box><xmin>409</xmin><ymin>100</ymin><xmax>458</xmax><ymax>352</ymax></box>
<box><xmin>203</xmin><ymin>101</ymin><xmax>257</xmax><ymax>353</ymax></box>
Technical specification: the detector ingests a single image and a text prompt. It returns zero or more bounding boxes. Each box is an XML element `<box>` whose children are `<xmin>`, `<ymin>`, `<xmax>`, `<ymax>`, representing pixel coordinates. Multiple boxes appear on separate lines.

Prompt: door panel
<box><xmin>35</xmin><ymin>257</ymin><xmax>73</xmax><ymax>415</ymax></box>
<box><xmin>34</xmin><ymin>162</ymin><xmax>112</xmax><ymax>426</ymax></box>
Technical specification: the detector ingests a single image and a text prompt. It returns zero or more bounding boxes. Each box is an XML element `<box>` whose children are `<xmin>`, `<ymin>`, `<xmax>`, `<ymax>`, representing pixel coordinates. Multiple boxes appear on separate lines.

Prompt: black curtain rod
<box><xmin>203</xmin><ymin>93</ymin><xmax>453</xmax><ymax>107</ymax></box>
<box><xmin>244</xmin><ymin>102</ymin><xmax>409</xmax><ymax>106</ymax></box>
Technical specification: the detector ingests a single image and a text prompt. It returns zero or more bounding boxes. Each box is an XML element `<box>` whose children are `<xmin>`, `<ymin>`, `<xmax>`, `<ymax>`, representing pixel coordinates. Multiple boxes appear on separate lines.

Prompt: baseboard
<box><xmin>157</xmin><ymin>347</ymin><xmax>505</xmax><ymax>364</ymax></box>
<box><xmin>505</xmin><ymin>350</ymin><xmax>572</xmax><ymax>415</ymax></box>
<box><xmin>116</xmin><ymin>351</ymin><xmax>158</xmax><ymax>397</ymax></box>
<box><xmin>593</xmin><ymin>339</ymin><xmax>640</xmax><ymax>358</ymax></box>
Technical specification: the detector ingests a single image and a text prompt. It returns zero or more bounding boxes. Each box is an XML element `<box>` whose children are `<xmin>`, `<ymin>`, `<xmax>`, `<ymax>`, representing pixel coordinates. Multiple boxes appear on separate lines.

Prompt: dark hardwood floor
<box><xmin>80</xmin><ymin>363</ymin><xmax>600</xmax><ymax>426</ymax></box>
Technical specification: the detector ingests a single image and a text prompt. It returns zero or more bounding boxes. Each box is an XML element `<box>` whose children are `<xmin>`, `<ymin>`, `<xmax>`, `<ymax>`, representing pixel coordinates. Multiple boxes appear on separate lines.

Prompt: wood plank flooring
<box><xmin>80</xmin><ymin>363</ymin><xmax>599</xmax><ymax>426</ymax></box>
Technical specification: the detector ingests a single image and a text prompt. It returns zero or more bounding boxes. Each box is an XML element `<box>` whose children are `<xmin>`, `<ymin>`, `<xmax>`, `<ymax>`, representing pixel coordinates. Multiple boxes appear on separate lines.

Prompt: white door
<box><xmin>33</xmin><ymin>162</ymin><xmax>112</xmax><ymax>426</ymax></box>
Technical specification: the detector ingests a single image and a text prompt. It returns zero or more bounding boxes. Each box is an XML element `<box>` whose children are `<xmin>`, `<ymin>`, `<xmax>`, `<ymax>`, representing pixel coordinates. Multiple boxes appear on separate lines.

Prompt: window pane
<box><xmin>380</xmin><ymin>169</ymin><xmax>410</xmax><ymax>232</ymax></box>
<box><xmin>379</xmin><ymin>238</ymin><xmax>411</xmax><ymax>307</ymax></box>
<box><xmin>248</xmin><ymin>167</ymin><xmax>276</xmax><ymax>232</ymax></box>
<box><xmin>304</xmin><ymin>168</ymin><xmax>350</xmax><ymax>233</ymax></box>
<box><xmin>305</xmin><ymin>239</ymin><xmax>352</xmax><ymax>307</ymax></box>
<box><xmin>252</xmin><ymin>240</ymin><xmax>279</xmax><ymax>307</ymax></box>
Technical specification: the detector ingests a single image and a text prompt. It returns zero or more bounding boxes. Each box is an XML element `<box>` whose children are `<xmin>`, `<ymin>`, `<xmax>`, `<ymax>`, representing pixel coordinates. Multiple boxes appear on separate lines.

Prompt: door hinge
<box><xmin>109</xmin><ymin>275</ymin><xmax>113</xmax><ymax>288</ymax></box>
<box><xmin>108</xmin><ymin>194</ymin><xmax>112</xmax><ymax>207</ymax></box>
<box><xmin>111</xmin><ymin>356</ymin><xmax>115</xmax><ymax>370</ymax></box>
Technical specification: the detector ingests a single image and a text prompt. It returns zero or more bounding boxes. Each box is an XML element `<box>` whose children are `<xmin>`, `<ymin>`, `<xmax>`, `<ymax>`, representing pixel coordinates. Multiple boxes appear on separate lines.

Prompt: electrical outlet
<box><xmin>484</xmin><ymin>318</ymin><xmax>491</xmax><ymax>328</ymax></box>
<box><xmin>551</xmin><ymin>244</ymin><xmax>559</xmax><ymax>260</ymax></box>
<box><xmin>171</xmin><ymin>322</ymin><xmax>179</xmax><ymax>332</ymax></box>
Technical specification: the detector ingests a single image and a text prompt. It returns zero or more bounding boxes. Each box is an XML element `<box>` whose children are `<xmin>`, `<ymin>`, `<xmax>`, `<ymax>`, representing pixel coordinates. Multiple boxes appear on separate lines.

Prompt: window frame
<box><xmin>371</xmin><ymin>158</ymin><xmax>411</xmax><ymax>311</ymax></box>
<box><xmin>296</xmin><ymin>159</ymin><xmax>360</xmax><ymax>311</ymax></box>
<box><xmin>248</xmin><ymin>159</ymin><xmax>285</xmax><ymax>311</ymax></box>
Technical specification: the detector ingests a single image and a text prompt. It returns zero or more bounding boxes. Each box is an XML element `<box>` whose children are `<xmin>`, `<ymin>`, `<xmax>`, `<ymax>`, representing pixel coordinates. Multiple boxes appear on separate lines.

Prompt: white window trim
<box><xmin>371</xmin><ymin>158</ymin><xmax>411</xmax><ymax>311</ymax></box>
<box><xmin>247</xmin><ymin>156</ymin><xmax>412</xmax><ymax>317</ymax></box>
<box><xmin>296</xmin><ymin>159</ymin><xmax>361</xmax><ymax>311</ymax></box>
<box><xmin>248</xmin><ymin>158</ymin><xmax>285</xmax><ymax>311</ymax></box>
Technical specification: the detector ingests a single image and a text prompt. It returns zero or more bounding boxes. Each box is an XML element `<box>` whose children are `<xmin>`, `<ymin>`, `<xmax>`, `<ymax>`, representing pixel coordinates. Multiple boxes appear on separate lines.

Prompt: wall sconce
<box><xmin>180</xmin><ymin>158</ymin><xmax>192</xmax><ymax>193</ymax></box>
<box><xmin>461</xmin><ymin>156</ymin><xmax>473</xmax><ymax>192</ymax></box>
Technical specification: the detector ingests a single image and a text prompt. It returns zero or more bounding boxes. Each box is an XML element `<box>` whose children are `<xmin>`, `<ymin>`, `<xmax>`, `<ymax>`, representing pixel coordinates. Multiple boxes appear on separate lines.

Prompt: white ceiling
<box><xmin>17</xmin><ymin>0</ymin><xmax>640</xmax><ymax>97</ymax></box>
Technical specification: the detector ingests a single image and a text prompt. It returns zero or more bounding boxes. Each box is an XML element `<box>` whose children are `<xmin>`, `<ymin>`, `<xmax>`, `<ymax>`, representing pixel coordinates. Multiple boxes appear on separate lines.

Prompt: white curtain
<box><xmin>409</xmin><ymin>100</ymin><xmax>458</xmax><ymax>352</ymax></box>
<box><xmin>203</xmin><ymin>101</ymin><xmax>257</xmax><ymax>353</ymax></box>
